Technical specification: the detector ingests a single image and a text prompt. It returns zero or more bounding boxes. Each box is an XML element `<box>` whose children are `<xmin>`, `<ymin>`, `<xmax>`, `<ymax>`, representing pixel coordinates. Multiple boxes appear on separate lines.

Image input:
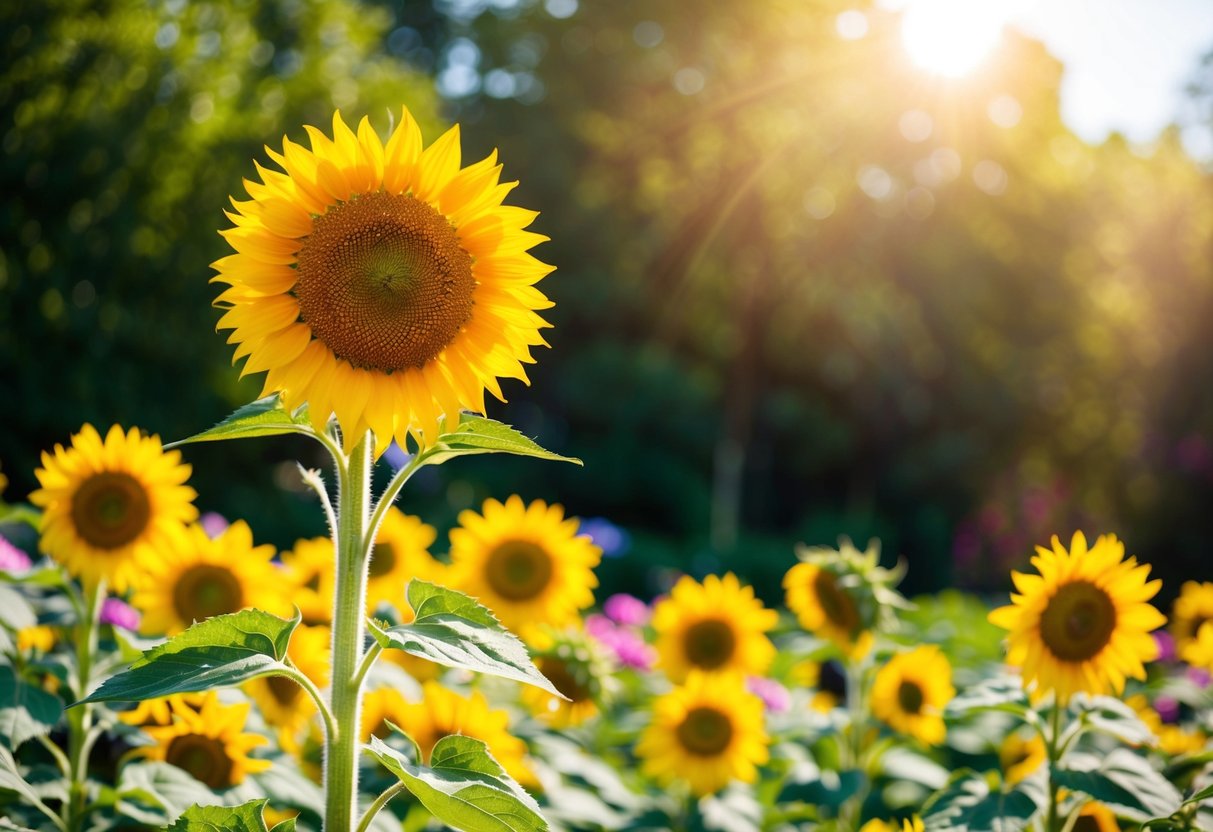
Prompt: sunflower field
<box><xmin>5</xmin><ymin>0</ymin><xmax>1213</xmax><ymax>831</ymax></box>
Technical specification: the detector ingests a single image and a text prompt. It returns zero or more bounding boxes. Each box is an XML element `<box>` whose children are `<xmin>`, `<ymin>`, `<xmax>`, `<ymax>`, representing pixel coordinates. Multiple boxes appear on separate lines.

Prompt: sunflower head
<box><xmin>998</xmin><ymin>730</ymin><xmax>1046</xmax><ymax>784</ymax></box>
<box><xmin>1171</xmin><ymin>581</ymin><xmax>1213</xmax><ymax>654</ymax></box>
<box><xmin>783</xmin><ymin>537</ymin><xmax>905</xmax><ymax>657</ymax></box>
<box><xmin>368</xmin><ymin>508</ymin><xmax>444</xmax><ymax>615</ymax></box>
<box><xmin>140</xmin><ymin>692</ymin><xmax>270</xmax><ymax>788</ymax></box>
<box><xmin>447</xmin><ymin>495</ymin><xmax>600</xmax><ymax>637</ymax></box>
<box><xmin>652</xmin><ymin>573</ymin><xmax>777</xmax><ymax>683</ymax></box>
<box><xmin>989</xmin><ymin>532</ymin><xmax>1166</xmax><ymax>703</ymax></box>
<box><xmin>132</xmin><ymin>520</ymin><xmax>291</xmax><ymax>636</ymax></box>
<box><xmin>871</xmin><ymin>645</ymin><xmax>955</xmax><ymax>745</ymax></box>
<box><xmin>522</xmin><ymin>627</ymin><xmax>612</xmax><ymax>728</ymax></box>
<box><xmin>31</xmin><ymin>424</ymin><xmax>197</xmax><ymax>592</ymax></box>
<box><xmin>1073</xmin><ymin>802</ymin><xmax>1120</xmax><ymax>832</ymax></box>
<box><xmin>213</xmin><ymin>108</ymin><xmax>554</xmax><ymax>454</ymax></box>
<box><xmin>636</xmin><ymin>671</ymin><xmax>769</xmax><ymax>797</ymax></box>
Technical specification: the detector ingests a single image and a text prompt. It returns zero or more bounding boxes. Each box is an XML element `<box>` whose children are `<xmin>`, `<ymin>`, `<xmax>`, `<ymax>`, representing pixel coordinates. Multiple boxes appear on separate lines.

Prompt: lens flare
<box><xmin>901</xmin><ymin>0</ymin><xmax>1009</xmax><ymax>77</ymax></box>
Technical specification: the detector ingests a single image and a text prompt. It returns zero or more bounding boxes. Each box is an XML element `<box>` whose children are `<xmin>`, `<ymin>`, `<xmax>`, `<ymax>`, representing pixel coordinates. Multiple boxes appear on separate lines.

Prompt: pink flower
<box><xmin>0</xmin><ymin>535</ymin><xmax>31</xmax><ymax>572</ymax></box>
<box><xmin>585</xmin><ymin>613</ymin><xmax>655</xmax><ymax>670</ymax></box>
<box><xmin>747</xmin><ymin>676</ymin><xmax>791</xmax><ymax>713</ymax></box>
<box><xmin>603</xmin><ymin>593</ymin><xmax>649</xmax><ymax>626</ymax></box>
<box><xmin>100</xmin><ymin>597</ymin><xmax>141</xmax><ymax>631</ymax></box>
<box><xmin>200</xmin><ymin>512</ymin><xmax>229</xmax><ymax>538</ymax></box>
<box><xmin>1154</xmin><ymin>630</ymin><xmax>1177</xmax><ymax>663</ymax></box>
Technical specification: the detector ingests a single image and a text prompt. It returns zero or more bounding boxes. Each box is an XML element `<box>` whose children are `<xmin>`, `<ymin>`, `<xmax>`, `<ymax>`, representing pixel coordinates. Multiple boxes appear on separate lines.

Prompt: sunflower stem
<box><xmin>281</xmin><ymin>661</ymin><xmax>337</xmax><ymax>743</ymax></box>
<box><xmin>364</xmin><ymin>450</ymin><xmax>426</xmax><ymax>551</ymax></box>
<box><xmin>355</xmin><ymin>781</ymin><xmax>408</xmax><ymax>832</ymax></box>
<box><xmin>325</xmin><ymin>432</ymin><xmax>373</xmax><ymax>832</ymax></box>
<box><xmin>353</xmin><ymin>641</ymin><xmax>383</xmax><ymax>691</ymax></box>
<box><xmin>1045</xmin><ymin>700</ymin><xmax>1064</xmax><ymax>832</ymax></box>
<box><xmin>64</xmin><ymin>579</ymin><xmax>103</xmax><ymax>832</ymax></box>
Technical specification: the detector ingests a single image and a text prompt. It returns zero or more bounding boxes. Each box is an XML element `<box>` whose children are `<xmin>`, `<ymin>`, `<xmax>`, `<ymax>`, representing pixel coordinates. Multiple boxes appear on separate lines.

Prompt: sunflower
<box><xmin>16</xmin><ymin>625</ymin><xmax>57</xmax><ymax>654</ymax></box>
<box><xmin>132</xmin><ymin>521</ymin><xmax>290</xmax><ymax>636</ymax></box>
<box><xmin>386</xmin><ymin>681</ymin><xmax>534</xmax><ymax>785</ymax></box>
<box><xmin>213</xmin><ymin>108</ymin><xmax>553</xmax><ymax>453</ymax></box>
<box><xmin>447</xmin><ymin>495</ymin><xmax>600</xmax><ymax>636</ymax></box>
<box><xmin>783</xmin><ymin>557</ymin><xmax>877</xmax><ymax>658</ymax></box>
<box><xmin>999</xmin><ymin>731</ymin><xmax>1046</xmax><ymax>784</ymax></box>
<box><xmin>637</xmin><ymin>672</ymin><xmax>769</xmax><ymax>797</ymax></box>
<box><xmin>1125</xmin><ymin>694</ymin><xmax>1206</xmax><ymax>756</ymax></box>
<box><xmin>360</xmin><ymin>687</ymin><xmax>411</xmax><ymax>744</ymax></box>
<box><xmin>520</xmin><ymin>629</ymin><xmax>610</xmax><ymax>728</ymax></box>
<box><xmin>140</xmin><ymin>692</ymin><xmax>270</xmax><ymax>788</ymax></box>
<box><xmin>245</xmin><ymin>624</ymin><xmax>331</xmax><ymax>749</ymax></box>
<box><xmin>1171</xmin><ymin>581</ymin><xmax>1213</xmax><ymax>655</ymax></box>
<box><xmin>988</xmin><ymin>532</ymin><xmax>1165</xmax><ymax>703</ymax></box>
<box><xmin>31</xmin><ymin>424</ymin><xmax>197</xmax><ymax>592</ymax></box>
<box><xmin>652</xmin><ymin>573</ymin><xmax>777</xmax><ymax>683</ymax></box>
<box><xmin>119</xmin><ymin>693</ymin><xmax>208</xmax><ymax>728</ymax></box>
<box><xmin>871</xmin><ymin>645</ymin><xmax>954</xmax><ymax>745</ymax></box>
<box><xmin>281</xmin><ymin>536</ymin><xmax>336</xmax><ymax>625</ymax></box>
<box><xmin>368</xmin><ymin>508</ymin><xmax>446</xmax><ymax>614</ymax></box>
<box><xmin>1073</xmin><ymin>802</ymin><xmax>1120</xmax><ymax>832</ymax></box>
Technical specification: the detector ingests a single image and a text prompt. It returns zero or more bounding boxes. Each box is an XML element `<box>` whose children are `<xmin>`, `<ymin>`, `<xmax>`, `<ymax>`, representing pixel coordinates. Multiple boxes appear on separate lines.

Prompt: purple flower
<box><xmin>610</xmin><ymin>629</ymin><xmax>656</xmax><ymax>670</ymax></box>
<box><xmin>603</xmin><ymin>593</ymin><xmax>649</xmax><ymax>626</ymax></box>
<box><xmin>584</xmin><ymin>613</ymin><xmax>615</xmax><ymax>639</ymax></box>
<box><xmin>0</xmin><ymin>536</ymin><xmax>32</xmax><ymax>572</ymax></box>
<box><xmin>1186</xmin><ymin>666</ymin><xmax>1212</xmax><ymax>688</ymax></box>
<box><xmin>200</xmin><ymin>512</ymin><xmax>229</xmax><ymax>538</ymax></box>
<box><xmin>579</xmin><ymin>517</ymin><xmax>631</xmax><ymax>558</ymax></box>
<box><xmin>1153</xmin><ymin>630</ymin><xmax>1177</xmax><ymax>663</ymax></box>
<box><xmin>100</xmin><ymin>597</ymin><xmax>141</xmax><ymax>631</ymax></box>
<box><xmin>1154</xmin><ymin>695</ymin><xmax>1180</xmax><ymax>724</ymax></box>
<box><xmin>747</xmin><ymin>676</ymin><xmax>791</xmax><ymax>713</ymax></box>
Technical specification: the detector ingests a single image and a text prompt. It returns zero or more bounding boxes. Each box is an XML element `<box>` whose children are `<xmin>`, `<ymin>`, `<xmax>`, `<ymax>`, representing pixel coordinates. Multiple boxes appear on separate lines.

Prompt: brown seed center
<box><xmin>676</xmin><ymin>706</ymin><xmax>734</xmax><ymax>756</ymax></box>
<box><xmin>540</xmin><ymin>657</ymin><xmax>592</xmax><ymax>703</ymax></box>
<box><xmin>294</xmin><ymin>191</ymin><xmax>475</xmax><ymax>372</ymax></box>
<box><xmin>897</xmin><ymin>680</ymin><xmax>925</xmax><ymax>714</ymax></box>
<box><xmin>1040</xmin><ymin>580</ymin><xmax>1117</xmax><ymax>662</ymax></box>
<box><xmin>71</xmin><ymin>472</ymin><xmax>151</xmax><ymax>550</ymax></box>
<box><xmin>165</xmin><ymin>734</ymin><xmax>235</xmax><ymax>789</ymax></box>
<box><xmin>368</xmin><ymin>542</ymin><xmax>397</xmax><ymax>579</ymax></box>
<box><xmin>267</xmin><ymin>675</ymin><xmax>301</xmax><ymax>707</ymax></box>
<box><xmin>172</xmin><ymin>564</ymin><xmax>245</xmax><ymax>624</ymax></box>
<box><xmin>684</xmin><ymin>619</ymin><xmax>737</xmax><ymax>670</ymax></box>
<box><xmin>485</xmin><ymin>540</ymin><xmax>553</xmax><ymax>601</ymax></box>
<box><xmin>814</xmin><ymin>569</ymin><xmax>861</xmax><ymax>634</ymax></box>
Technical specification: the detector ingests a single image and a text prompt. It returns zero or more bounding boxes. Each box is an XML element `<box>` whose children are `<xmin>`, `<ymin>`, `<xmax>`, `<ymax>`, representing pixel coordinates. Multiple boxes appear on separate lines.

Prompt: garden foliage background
<box><xmin>3</xmin><ymin>0</ymin><xmax>1213</xmax><ymax>603</ymax></box>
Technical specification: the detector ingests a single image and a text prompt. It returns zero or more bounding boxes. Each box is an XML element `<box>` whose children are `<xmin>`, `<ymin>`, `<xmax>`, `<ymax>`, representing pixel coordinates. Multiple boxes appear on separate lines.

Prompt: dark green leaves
<box><xmin>368</xmin><ymin>581</ymin><xmax>561</xmax><ymax>698</ymax></box>
<box><xmin>0</xmin><ymin>666</ymin><xmax>62</xmax><ymax>748</ymax></box>
<box><xmin>419</xmin><ymin>416</ymin><xmax>581</xmax><ymax>467</ymax></box>
<box><xmin>1055</xmin><ymin>749</ymin><xmax>1182</xmax><ymax>821</ymax></box>
<box><xmin>366</xmin><ymin>734</ymin><xmax>546</xmax><ymax>832</ymax></box>
<box><xmin>167</xmin><ymin>799</ymin><xmax>293</xmax><ymax>832</ymax></box>
<box><xmin>166</xmin><ymin>395</ymin><xmax>313</xmax><ymax>448</ymax></box>
<box><xmin>78</xmin><ymin>609</ymin><xmax>298</xmax><ymax>704</ymax></box>
<box><xmin>923</xmin><ymin>769</ymin><xmax>1046</xmax><ymax>832</ymax></box>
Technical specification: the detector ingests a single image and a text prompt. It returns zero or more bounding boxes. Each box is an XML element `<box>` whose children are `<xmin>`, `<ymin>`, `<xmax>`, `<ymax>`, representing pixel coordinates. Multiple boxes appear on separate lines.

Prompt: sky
<box><xmin>885</xmin><ymin>0</ymin><xmax>1213</xmax><ymax>157</ymax></box>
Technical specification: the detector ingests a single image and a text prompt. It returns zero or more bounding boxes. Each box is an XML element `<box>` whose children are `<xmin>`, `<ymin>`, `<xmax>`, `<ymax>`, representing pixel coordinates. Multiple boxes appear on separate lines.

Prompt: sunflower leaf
<box><xmin>76</xmin><ymin>608</ymin><xmax>298</xmax><ymax>705</ymax></box>
<box><xmin>1054</xmin><ymin>749</ymin><xmax>1182</xmax><ymax>821</ymax></box>
<box><xmin>367</xmin><ymin>581</ymin><xmax>563</xmax><ymax>698</ymax></box>
<box><xmin>166</xmin><ymin>395</ymin><xmax>313</xmax><ymax>448</ymax></box>
<box><xmin>419</xmin><ymin>416</ymin><xmax>581</xmax><ymax>466</ymax></box>
<box><xmin>166</xmin><ymin>799</ymin><xmax>286</xmax><ymax>832</ymax></box>
<box><xmin>366</xmin><ymin>734</ymin><xmax>547</xmax><ymax>832</ymax></box>
<box><xmin>1073</xmin><ymin>694</ymin><xmax>1156</xmax><ymax>746</ymax></box>
<box><xmin>922</xmin><ymin>768</ymin><xmax>1046</xmax><ymax>832</ymax></box>
<box><xmin>0</xmin><ymin>665</ymin><xmax>62</xmax><ymax>749</ymax></box>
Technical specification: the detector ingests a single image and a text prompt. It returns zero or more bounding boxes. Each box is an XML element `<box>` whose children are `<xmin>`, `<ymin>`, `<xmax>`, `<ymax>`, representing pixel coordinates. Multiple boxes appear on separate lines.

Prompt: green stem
<box><xmin>324</xmin><ymin>433</ymin><xmax>373</xmax><ymax>832</ymax></box>
<box><xmin>64</xmin><ymin>580</ymin><xmax>103</xmax><ymax>832</ymax></box>
<box><xmin>364</xmin><ymin>451</ymin><xmax>425</xmax><ymax>551</ymax></box>
<box><xmin>280</xmin><ymin>663</ymin><xmax>337</xmax><ymax>743</ymax></box>
<box><xmin>355</xmin><ymin>782</ymin><xmax>407</xmax><ymax>832</ymax></box>
<box><xmin>353</xmin><ymin>642</ymin><xmax>383</xmax><ymax>691</ymax></box>
<box><xmin>1046</xmin><ymin>701</ymin><xmax>1064</xmax><ymax>832</ymax></box>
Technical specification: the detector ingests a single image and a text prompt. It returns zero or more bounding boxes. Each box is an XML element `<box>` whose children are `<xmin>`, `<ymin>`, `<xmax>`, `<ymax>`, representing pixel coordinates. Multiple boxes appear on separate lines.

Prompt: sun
<box><xmin>900</xmin><ymin>0</ymin><xmax>1010</xmax><ymax>77</ymax></box>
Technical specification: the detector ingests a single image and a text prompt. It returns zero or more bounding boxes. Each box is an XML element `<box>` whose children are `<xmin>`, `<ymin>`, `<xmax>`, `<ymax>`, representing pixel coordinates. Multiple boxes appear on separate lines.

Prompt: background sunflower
<box><xmin>870</xmin><ymin>645</ymin><xmax>954</xmax><ymax>745</ymax></box>
<box><xmin>140</xmin><ymin>692</ymin><xmax>270</xmax><ymax>789</ymax></box>
<box><xmin>367</xmin><ymin>508</ymin><xmax>445</xmax><ymax>614</ymax></box>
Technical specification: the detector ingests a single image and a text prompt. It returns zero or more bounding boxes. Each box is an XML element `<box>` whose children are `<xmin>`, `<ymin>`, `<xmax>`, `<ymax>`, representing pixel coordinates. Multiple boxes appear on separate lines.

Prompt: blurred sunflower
<box><xmin>245</xmin><ymin>624</ymin><xmax>331</xmax><ymax>750</ymax></box>
<box><xmin>783</xmin><ymin>545</ymin><xmax>886</xmax><ymax>658</ymax></box>
<box><xmin>871</xmin><ymin>645</ymin><xmax>954</xmax><ymax>745</ymax></box>
<box><xmin>637</xmin><ymin>672</ymin><xmax>769</xmax><ymax>797</ymax></box>
<box><xmin>521</xmin><ymin>629</ymin><xmax>609</xmax><ymax>728</ymax></box>
<box><xmin>1074</xmin><ymin>802</ymin><xmax>1119</xmax><ymax>832</ymax></box>
<box><xmin>360</xmin><ymin>687</ymin><xmax>410</xmax><ymax>743</ymax></box>
<box><xmin>1171</xmin><ymin>581</ymin><xmax>1213</xmax><ymax>655</ymax></box>
<box><xmin>389</xmin><ymin>681</ymin><xmax>534</xmax><ymax>785</ymax></box>
<box><xmin>16</xmin><ymin>625</ymin><xmax>56</xmax><ymax>654</ymax></box>
<box><xmin>31</xmin><ymin>424</ymin><xmax>197</xmax><ymax>592</ymax></box>
<box><xmin>1126</xmin><ymin>694</ymin><xmax>1206</xmax><ymax>756</ymax></box>
<box><xmin>368</xmin><ymin>508</ymin><xmax>445</xmax><ymax>614</ymax></box>
<box><xmin>133</xmin><ymin>521</ymin><xmax>290</xmax><ymax>636</ymax></box>
<box><xmin>447</xmin><ymin>496</ymin><xmax>600</xmax><ymax>635</ymax></box>
<box><xmin>652</xmin><ymin>573</ymin><xmax>777</xmax><ymax>683</ymax></box>
<box><xmin>999</xmin><ymin>731</ymin><xmax>1046</xmax><ymax>784</ymax></box>
<box><xmin>213</xmin><ymin>108</ymin><xmax>553</xmax><ymax>453</ymax></box>
<box><xmin>141</xmin><ymin>692</ymin><xmax>270</xmax><ymax>788</ymax></box>
<box><xmin>119</xmin><ymin>693</ymin><xmax>207</xmax><ymax>728</ymax></box>
<box><xmin>281</xmin><ymin>536</ymin><xmax>335</xmax><ymax>625</ymax></box>
<box><xmin>988</xmin><ymin>532</ymin><xmax>1165</xmax><ymax>703</ymax></box>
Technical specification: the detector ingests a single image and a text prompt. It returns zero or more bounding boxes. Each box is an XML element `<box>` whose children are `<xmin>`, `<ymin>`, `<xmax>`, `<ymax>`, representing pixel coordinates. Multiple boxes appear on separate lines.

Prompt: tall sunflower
<box><xmin>31</xmin><ymin>424</ymin><xmax>197</xmax><ymax>592</ymax></box>
<box><xmin>213</xmin><ymin>109</ymin><xmax>553</xmax><ymax>453</ymax></box>
<box><xmin>140</xmin><ymin>692</ymin><xmax>270</xmax><ymax>789</ymax></box>
<box><xmin>132</xmin><ymin>521</ymin><xmax>291</xmax><ymax>636</ymax></box>
<box><xmin>1171</xmin><ymin>581</ymin><xmax>1213</xmax><ymax>655</ymax></box>
<box><xmin>245</xmin><ymin>624</ymin><xmax>331</xmax><ymax>750</ymax></box>
<box><xmin>988</xmin><ymin>532</ymin><xmax>1165</xmax><ymax>703</ymax></box>
<box><xmin>652</xmin><ymin>573</ymin><xmax>777</xmax><ymax>683</ymax></box>
<box><xmin>387</xmin><ymin>681</ymin><xmax>534</xmax><ymax>786</ymax></box>
<box><xmin>637</xmin><ymin>672</ymin><xmax>769</xmax><ymax>797</ymax></box>
<box><xmin>447</xmin><ymin>495</ymin><xmax>600</xmax><ymax>635</ymax></box>
<box><xmin>870</xmin><ymin>645</ymin><xmax>954</xmax><ymax>745</ymax></box>
<box><xmin>368</xmin><ymin>508</ymin><xmax>446</xmax><ymax>614</ymax></box>
<box><xmin>281</xmin><ymin>536</ymin><xmax>335</xmax><ymax>625</ymax></box>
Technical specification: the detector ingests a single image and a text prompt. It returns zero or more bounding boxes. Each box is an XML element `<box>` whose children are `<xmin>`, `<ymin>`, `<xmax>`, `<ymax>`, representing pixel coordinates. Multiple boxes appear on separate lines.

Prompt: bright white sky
<box><xmin>882</xmin><ymin>0</ymin><xmax>1213</xmax><ymax>156</ymax></box>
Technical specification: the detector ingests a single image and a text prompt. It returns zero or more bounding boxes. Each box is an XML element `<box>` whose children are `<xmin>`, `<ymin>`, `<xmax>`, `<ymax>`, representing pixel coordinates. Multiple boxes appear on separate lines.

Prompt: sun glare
<box><xmin>901</xmin><ymin>0</ymin><xmax>1010</xmax><ymax>77</ymax></box>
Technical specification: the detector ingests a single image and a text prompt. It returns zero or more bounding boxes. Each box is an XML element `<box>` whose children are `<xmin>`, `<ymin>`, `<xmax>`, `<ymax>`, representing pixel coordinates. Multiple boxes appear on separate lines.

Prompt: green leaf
<box><xmin>923</xmin><ymin>769</ymin><xmax>1046</xmax><ymax>832</ymax></box>
<box><xmin>1054</xmin><ymin>749</ymin><xmax>1182</xmax><ymax>821</ymax></box>
<box><xmin>113</xmin><ymin>761</ymin><xmax>218</xmax><ymax>826</ymax></box>
<box><xmin>1183</xmin><ymin>782</ymin><xmax>1213</xmax><ymax>806</ymax></box>
<box><xmin>166</xmin><ymin>395</ymin><xmax>313</xmax><ymax>448</ymax></box>
<box><xmin>0</xmin><ymin>504</ymin><xmax>41</xmax><ymax>532</ymax></box>
<box><xmin>0</xmin><ymin>744</ymin><xmax>63</xmax><ymax>831</ymax></box>
<box><xmin>369</xmin><ymin>581</ymin><xmax>562</xmax><ymax>698</ymax></box>
<box><xmin>946</xmin><ymin>675</ymin><xmax>1030</xmax><ymax>718</ymax></box>
<box><xmin>167</xmin><ymin>799</ymin><xmax>287</xmax><ymax>832</ymax></box>
<box><xmin>419</xmin><ymin>416</ymin><xmax>581</xmax><ymax>467</ymax></box>
<box><xmin>366</xmin><ymin>734</ymin><xmax>547</xmax><ymax>832</ymax></box>
<box><xmin>0</xmin><ymin>585</ymin><xmax>37</xmax><ymax>631</ymax></box>
<box><xmin>0</xmin><ymin>666</ymin><xmax>62</xmax><ymax>748</ymax></box>
<box><xmin>777</xmin><ymin>762</ymin><xmax>865</xmax><ymax>810</ymax></box>
<box><xmin>1073</xmin><ymin>694</ymin><xmax>1156</xmax><ymax>746</ymax></box>
<box><xmin>78</xmin><ymin>609</ymin><xmax>298</xmax><ymax>704</ymax></box>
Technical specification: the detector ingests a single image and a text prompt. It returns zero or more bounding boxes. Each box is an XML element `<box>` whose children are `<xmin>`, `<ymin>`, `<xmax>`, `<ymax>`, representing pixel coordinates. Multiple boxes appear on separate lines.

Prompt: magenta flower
<box><xmin>200</xmin><ymin>512</ymin><xmax>229</xmax><ymax>538</ymax></box>
<box><xmin>747</xmin><ymin>676</ymin><xmax>791</xmax><ymax>713</ymax></box>
<box><xmin>603</xmin><ymin>593</ymin><xmax>649</xmax><ymax>627</ymax></box>
<box><xmin>100</xmin><ymin>597</ymin><xmax>141</xmax><ymax>631</ymax></box>
<box><xmin>1154</xmin><ymin>630</ymin><xmax>1177</xmax><ymax>663</ymax></box>
<box><xmin>607</xmin><ymin>628</ymin><xmax>656</xmax><ymax>670</ymax></box>
<box><xmin>0</xmin><ymin>535</ymin><xmax>31</xmax><ymax>572</ymax></box>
